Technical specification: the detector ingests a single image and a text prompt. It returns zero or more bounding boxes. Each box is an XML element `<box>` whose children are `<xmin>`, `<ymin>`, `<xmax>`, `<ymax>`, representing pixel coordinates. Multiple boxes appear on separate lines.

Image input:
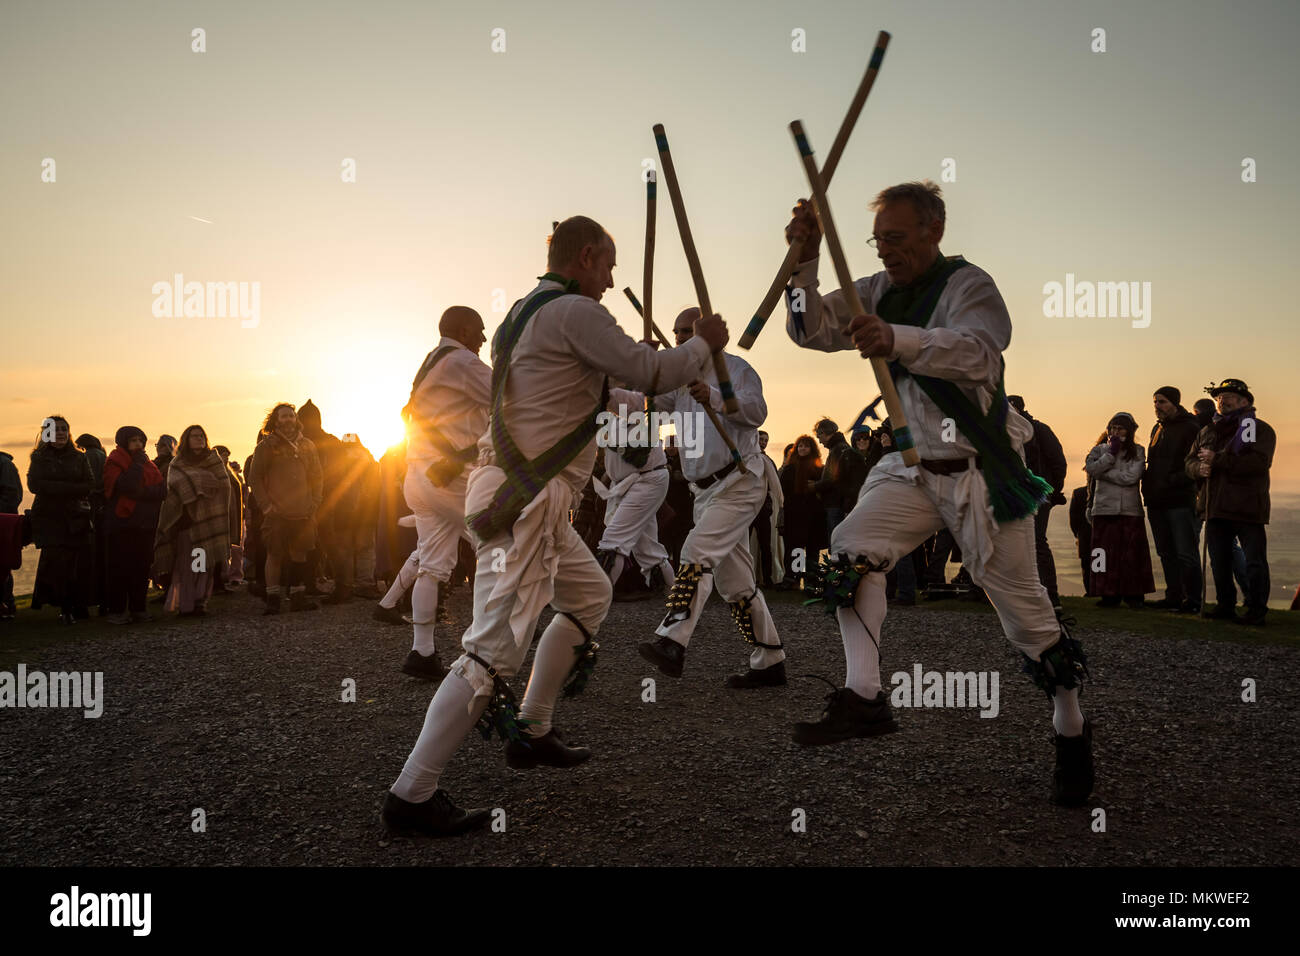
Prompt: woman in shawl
<box><xmin>155</xmin><ymin>424</ymin><xmax>231</xmax><ymax>617</ymax></box>
<box><xmin>26</xmin><ymin>415</ymin><xmax>95</xmax><ymax>624</ymax></box>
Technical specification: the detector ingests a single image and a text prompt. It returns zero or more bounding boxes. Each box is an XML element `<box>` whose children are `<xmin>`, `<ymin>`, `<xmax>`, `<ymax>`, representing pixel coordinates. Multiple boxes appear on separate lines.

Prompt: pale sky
<box><xmin>3</xmin><ymin>0</ymin><xmax>1298</xmax><ymax>509</ymax></box>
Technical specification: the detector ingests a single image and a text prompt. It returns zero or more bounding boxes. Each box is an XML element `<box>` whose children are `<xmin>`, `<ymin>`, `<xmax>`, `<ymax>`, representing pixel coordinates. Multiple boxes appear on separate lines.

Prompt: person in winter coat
<box><xmin>779</xmin><ymin>435</ymin><xmax>826</xmax><ymax>589</ymax></box>
<box><xmin>1085</xmin><ymin>413</ymin><xmax>1154</xmax><ymax>608</ymax></box>
<box><xmin>213</xmin><ymin>445</ymin><xmax>244</xmax><ymax>588</ymax></box>
<box><xmin>1008</xmin><ymin>396</ymin><xmax>1068</xmax><ymax>609</ymax></box>
<box><xmin>26</xmin><ymin>416</ymin><xmax>95</xmax><ymax>623</ymax></box>
<box><xmin>1141</xmin><ymin>386</ymin><xmax>1203</xmax><ymax>612</ymax></box>
<box><xmin>102</xmin><ymin>426</ymin><xmax>167</xmax><ymax>624</ymax></box>
<box><xmin>1068</xmin><ymin>486</ymin><xmax>1092</xmax><ymax>596</ymax></box>
<box><xmin>1186</xmin><ymin>378</ymin><xmax>1275</xmax><ymax>626</ymax></box>
<box><xmin>155</xmin><ymin>425</ymin><xmax>232</xmax><ymax>617</ymax></box>
<box><xmin>297</xmin><ymin>400</ymin><xmax>345</xmax><ymax>599</ymax></box>
<box><xmin>251</xmin><ymin>403</ymin><xmax>322</xmax><ymax>614</ymax></box>
<box><xmin>74</xmin><ymin>433</ymin><xmax>108</xmax><ymax>614</ymax></box>
<box><xmin>812</xmin><ymin>418</ymin><xmax>865</xmax><ymax>539</ymax></box>
<box><xmin>0</xmin><ymin>449</ymin><xmax>23</xmax><ymax>618</ymax></box>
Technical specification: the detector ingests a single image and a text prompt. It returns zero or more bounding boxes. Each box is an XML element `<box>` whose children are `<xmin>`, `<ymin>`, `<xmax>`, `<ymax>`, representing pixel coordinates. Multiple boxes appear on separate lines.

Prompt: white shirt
<box><xmin>480</xmin><ymin>280</ymin><xmax>713</xmax><ymax>492</ymax></box>
<box><xmin>786</xmin><ymin>255</ymin><xmax>1032</xmax><ymax>460</ymax></box>
<box><xmin>604</xmin><ymin>387</ymin><xmax>667</xmax><ymax>483</ymax></box>
<box><xmin>654</xmin><ymin>350</ymin><xmax>766</xmax><ymax>482</ymax></box>
<box><xmin>406</xmin><ymin>336</ymin><xmax>492</xmax><ymax>466</ymax></box>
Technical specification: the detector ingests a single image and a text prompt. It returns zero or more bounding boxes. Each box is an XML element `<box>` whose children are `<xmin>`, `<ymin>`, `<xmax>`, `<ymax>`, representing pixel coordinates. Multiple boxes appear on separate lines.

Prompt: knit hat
<box><xmin>114</xmin><ymin>425</ymin><xmax>147</xmax><ymax>448</ymax></box>
<box><xmin>1206</xmin><ymin>378</ymin><xmax>1253</xmax><ymax>403</ymax></box>
<box><xmin>1107</xmin><ymin>411</ymin><xmax>1138</xmax><ymax>432</ymax></box>
<box><xmin>1154</xmin><ymin>385</ymin><xmax>1180</xmax><ymax>406</ymax></box>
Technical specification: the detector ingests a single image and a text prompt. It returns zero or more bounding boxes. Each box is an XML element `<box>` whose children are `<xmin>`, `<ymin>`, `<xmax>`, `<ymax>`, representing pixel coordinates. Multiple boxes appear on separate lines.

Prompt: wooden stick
<box><xmin>790</xmin><ymin>119</ymin><xmax>919</xmax><ymax>468</ymax></box>
<box><xmin>643</xmin><ymin>172</ymin><xmax>656</xmax><ymax>343</ymax></box>
<box><xmin>652</xmin><ymin>123</ymin><xmax>739</xmax><ymax>415</ymax></box>
<box><xmin>624</xmin><ymin>287</ymin><xmax>745</xmax><ymax>472</ymax></box>
<box><xmin>623</xmin><ymin>287</ymin><xmax>672</xmax><ymax>348</ymax></box>
<box><xmin>739</xmin><ymin>30</ymin><xmax>891</xmax><ymax>350</ymax></box>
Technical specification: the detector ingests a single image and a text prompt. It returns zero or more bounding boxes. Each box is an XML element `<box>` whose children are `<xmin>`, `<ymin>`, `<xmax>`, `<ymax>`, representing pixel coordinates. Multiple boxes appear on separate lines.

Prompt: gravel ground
<box><xmin>2</xmin><ymin>586</ymin><xmax>1297</xmax><ymax>866</ymax></box>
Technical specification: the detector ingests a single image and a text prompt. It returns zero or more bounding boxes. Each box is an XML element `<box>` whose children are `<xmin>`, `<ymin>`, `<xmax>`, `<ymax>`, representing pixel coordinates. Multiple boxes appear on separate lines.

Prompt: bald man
<box><xmin>382</xmin><ymin>217</ymin><xmax>728</xmax><ymax>837</ymax></box>
<box><xmin>379</xmin><ymin>306</ymin><xmax>491</xmax><ymax>682</ymax></box>
<box><xmin>638</xmin><ymin>308</ymin><xmax>787</xmax><ymax>688</ymax></box>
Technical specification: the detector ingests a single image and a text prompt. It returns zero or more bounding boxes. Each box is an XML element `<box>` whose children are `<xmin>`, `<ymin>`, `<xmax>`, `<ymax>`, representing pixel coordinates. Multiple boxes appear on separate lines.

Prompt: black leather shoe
<box><xmin>289</xmin><ymin>592</ymin><xmax>320</xmax><ymax>613</ymax></box>
<box><xmin>792</xmin><ymin>687</ymin><xmax>898</xmax><ymax>746</ymax></box>
<box><xmin>372</xmin><ymin>603</ymin><xmax>406</xmax><ymax>625</ymax></box>
<box><xmin>401</xmin><ymin>649</ymin><xmax>447</xmax><ymax>681</ymax></box>
<box><xmin>1176</xmin><ymin>600</ymin><xmax>1200</xmax><ymax>614</ymax></box>
<box><xmin>638</xmin><ymin>636</ymin><xmax>685</xmax><ymax>677</ymax></box>
<box><xmin>381</xmin><ymin>789</ymin><xmax>491</xmax><ymax>838</ymax></box>
<box><xmin>1052</xmin><ymin>720</ymin><xmax>1094</xmax><ymax>807</ymax></box>
<box><xmin>724</xmin><ymin>660</ymin><xmax>787</xmax><ymax>689</ymax></box>
<box><xmin>1146</xmin><ymin>597</ymin><xmax>1180</xmax><ymax>610</ymax></box>
<box><xmin>1202</xmin><ymin>604</ymin><xmax>1239</xmax><ymax>622</ymax></box>
<box><xmin>505</xmin><ymin>727</ymin><xmax>592</xmax><ymax>769</ymax></box>
<box><xmin>1235</xmin><ymin>606</ymin><xmax>1267</xmax><ymax>627</ymax></box>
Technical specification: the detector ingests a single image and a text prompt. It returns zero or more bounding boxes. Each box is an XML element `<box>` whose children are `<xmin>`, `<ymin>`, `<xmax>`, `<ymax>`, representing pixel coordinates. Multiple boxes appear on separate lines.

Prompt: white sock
<box><xmin>605</xmin><ymin>553</ymin><xmax>628</xmax><ymax>587</ymax></box>
<box><xmin>1052</xmin><ymin>686</ymin><xmax>1085</xmax><ymax>736</ymax></box>
<box><xmin>519</xmin><ymin>615</ymin><xmax>587</xmax><ymax>737</ymax></box>
<box><xmin>411</xmin><ymin>573</ymin><xmax>439</xmax><ymax>655</ymax></box>
<box><xmin>391</xmin><ymin>672</ymin><xmax>487</xmax><ymax>803</ymax></box>
<box><xmin>381</xmin><ymin>554</ymin><xmax>417</xmax><ymax>608</ymax></box>
<box><xmin>837</xmin><ymin>572</ymin><xmax>886</xmax><ymax>699</ymax></box>
<box><xmin>659</xmin><ymin>559</ymin><xmax>676</xmax><ymax>590</ymax></box>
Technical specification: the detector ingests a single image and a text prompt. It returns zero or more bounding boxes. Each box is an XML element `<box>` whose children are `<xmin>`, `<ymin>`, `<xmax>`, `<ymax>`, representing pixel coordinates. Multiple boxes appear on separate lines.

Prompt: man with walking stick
<box><xmin>782</xmin><ymin>177</ymin><xmax>1094</xmax><ymax>807</ymax></box>
<box><xmin>1187</xmin><ymin>378</ymin><xmax>1275</xmax><ymax>626</ymax></box>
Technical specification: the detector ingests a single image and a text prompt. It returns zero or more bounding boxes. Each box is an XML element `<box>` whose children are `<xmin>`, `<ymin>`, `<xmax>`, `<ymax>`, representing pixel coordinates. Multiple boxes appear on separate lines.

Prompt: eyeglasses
<box><xmin>866</xmin><ymin>232</ymin><xmax>911</xmax><ymax>249</ymax></box>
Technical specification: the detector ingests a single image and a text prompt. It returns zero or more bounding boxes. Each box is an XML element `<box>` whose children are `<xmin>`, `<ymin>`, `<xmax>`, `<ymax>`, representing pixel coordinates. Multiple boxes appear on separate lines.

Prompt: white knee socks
<box><xmin>837</xmin><ymin>572</ymin><xmax>887</xmax><ymax>699</ymax></box>
<box><xmin>411</xmin><ymin>573</ymin><xmax>439</xmax><ymax>655</ymax></box>
<box><xmin>659</xmin><ymin>559</ymin><xmax>676</xmax><ymax>591</ymax></box>
<box><xmin>519</xmin><ymin>614</ymin><xmax>588</xmax><ymax>738</ymax></box>
<box><xmin>1052</xmin><ymin>687</ymin><xmax>1085</xmax><ymax>736</ymax></box>
<box><xmin>380</xmin><ymin>554</ymin><xmax>417</xmax><ymax>608</ymax></box>
<box><xmin>742</xmin><ymin>589</ymin><xmax>785</xmax><ymax>669</ymax></box>
<box><xmin>391</xmin><ymin>672</ymin><xmax>487</xmax><ymax>803</ymax></box>
<box><xmin>604</xmin><ymin>553</ymin><xmax>628</xmax><ymax>587</ymax></box>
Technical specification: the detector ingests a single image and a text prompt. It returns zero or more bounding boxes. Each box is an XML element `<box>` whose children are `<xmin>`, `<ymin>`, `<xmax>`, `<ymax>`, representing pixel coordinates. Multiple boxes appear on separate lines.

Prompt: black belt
<box><xmin>641</xmin><ymin>463</ymin><xmax>670</xmax><ymax>475</ymax></box>
<box><xmin>920</xmin><ymin>456</ymin><xmax>982</xmax><ymax>477</ymax></box>
<box><xmin>692</xmin><ymin>460</ymin><xmax>736</xmax><ymax>490</ymax></box>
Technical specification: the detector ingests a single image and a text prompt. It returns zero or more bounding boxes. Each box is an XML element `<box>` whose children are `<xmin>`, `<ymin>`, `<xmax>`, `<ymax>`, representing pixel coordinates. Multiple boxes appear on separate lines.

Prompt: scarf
<box><xmin>467</xmin><ymin>283</ymin><xmax>608</xmax><ymax>540</ymax></box>
<box><xmin>104</xmin><ymin>447</ymin><xmax>165</xmax><ymax>518</ymax></box>
<box><xmin>882</xmin><ymin>253</ymin><xmax>1052</xmax><ymax>523</ymax></box>
<box><xmin>1213</xmin><ymin>405</ymin><xmax>1255</xmax><ymax>456</ymax></box>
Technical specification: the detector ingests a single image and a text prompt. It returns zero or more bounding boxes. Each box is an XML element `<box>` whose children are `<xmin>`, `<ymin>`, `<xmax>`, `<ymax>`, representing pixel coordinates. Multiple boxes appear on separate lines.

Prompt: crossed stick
<box><xmin>652</xmin><ymin>123</ymin><xmax>739</xmax><ymax>415</ymax></box>
<box><xmin>623</xmin><ymin>288</ymin><xmax>745</xmax><ymax>473</ymax></box>
<box><xmin>790</xmin><ymin>119</ymin><xmax>919</xmax><ymax>468</ymax></box>
<box><xmin>740</xmin><ymin>30</ymin><xmax>891</xmax><ymax>350</ymax></box>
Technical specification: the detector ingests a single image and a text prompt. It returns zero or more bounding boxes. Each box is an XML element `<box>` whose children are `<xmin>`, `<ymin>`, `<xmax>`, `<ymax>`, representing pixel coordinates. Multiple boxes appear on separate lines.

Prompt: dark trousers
<box><xmin>1033</xmin><ymin>504</ymin><xmax>1060</xmax><ymax>604</ymax></box>
<box><xmin>106</xmin><ymin>529</ymin><xmax>154</xmax><ymax>614</ymax></box>
<box><xmin>926</xmin><ymin>529</ymin><xmax>958</xmax><ymax>586</ymax></box>
<box><xmin>750</xmin><ymin>501</ymin><xmax>774</xmax><ymax>586</ymax></box>
<box><xmin>1147</xmin><ymin>506</ymin><xmax>1201</xmax><ymax>604</ymax></box>
<box><xmin>1205</xmin><ymin>519</ymin><xmax>1269</xmax><ymax>614</ymax></box>
<box><xmin>825</xmin><ymin>505</ymin><xmax>845</xmax><ymax>542</ymax></box>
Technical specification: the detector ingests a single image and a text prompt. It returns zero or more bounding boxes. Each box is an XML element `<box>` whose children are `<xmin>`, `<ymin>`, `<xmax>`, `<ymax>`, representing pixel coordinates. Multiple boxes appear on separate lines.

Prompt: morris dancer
<box><xmin>783</xmin><ymin>181</ymin><xmax>1093</xmax><ymax>806</ymax></box>
<box><xmin>390</xmin><ymin>306</ymin><xmax>492</xmax><ymax>680</ymax></box>
<box><xmin>595</xmin><ymin>386</ymin><xmax>676</xmax><ymax>599</ymax></box>
<box><xmin>382</xmin><ymin>216</ymin><xmax>728</xmax><ymax>837</ymax></box>
<box><xmin>638</xmin><ymin>308</ymin><xmax>787</xmax><ymax>689</ymax></box>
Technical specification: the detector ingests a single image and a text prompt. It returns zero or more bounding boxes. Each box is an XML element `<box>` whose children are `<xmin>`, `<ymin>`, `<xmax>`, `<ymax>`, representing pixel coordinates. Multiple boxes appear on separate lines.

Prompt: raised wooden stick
<box><xmin>652</xmin><ymin>122</ymin><xmax>739</xmax><ymax>414</ymax></box>
<box><xmin>624</xmin><ymin>287</ymin><xmax>744</xmax><ymax>472</ymax></box>
<box><xmin>623</xmin><ymin>288</ymin><xmax>671</xmax><ymax>348</ymax></box>
<box><xmin>739</xmin><ymin>30</ymin><xmax>891</xmax><ymax>350</ymax></box>
<box><xmin>790</xmin><ymin>119</ymin><xmax>918</xmax><ymax>467</ymax></box>
<box><xmin>643</xmin><ymin>172</ymin><xmax>656</xmax><ymax>343</ymax></box>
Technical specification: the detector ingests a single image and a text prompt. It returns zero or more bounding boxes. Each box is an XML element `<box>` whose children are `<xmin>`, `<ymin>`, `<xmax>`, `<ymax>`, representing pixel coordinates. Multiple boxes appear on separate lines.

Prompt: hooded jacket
<box><xmin>1141</xmin><ymin>407</ymin><xmax>1199</xmax><ymax>510</ymax></box>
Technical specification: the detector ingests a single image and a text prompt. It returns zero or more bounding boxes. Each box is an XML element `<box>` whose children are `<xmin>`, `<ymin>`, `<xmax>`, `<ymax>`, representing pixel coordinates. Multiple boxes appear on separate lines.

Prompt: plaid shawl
<box><xmin>467</xmin><ymin>287</ymin><xmax>608</xmax><ymax>539</ymax></box>
<box><xmin>155</xmin><ymin>449</ymin><xmax>232</xmax><ymax>576</ymax></box>
<box><xmin>883</xmin><ymin>255</ymin><xmax>1052</xmax><ymax>524</ymax></box>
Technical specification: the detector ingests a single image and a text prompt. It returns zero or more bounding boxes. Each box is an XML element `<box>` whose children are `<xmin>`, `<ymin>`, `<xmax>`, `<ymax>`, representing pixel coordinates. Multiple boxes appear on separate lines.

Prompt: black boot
<box><xmin>380</xmin><ymin>789</ymin><xmax>491</xmax><ymax>838</ymax></box>
<box><xmin>372</xmin><ymin>602</ymin><xmax>406</xmax><ymax>625</ymax></box>
<box><xmin>724</xmin><ymin>660</ymin><xmax>787</xmax><ymax>689</ymax></box>
<box><xmin>637</xmin><ymin>636</ymin><xmax>685</xmax><ymax>677</ymax></box>
<box><xmin>792</xmin><ymin>687</ymin><xmax>898</xmax><ymax>746</ymax></box>
<box><xmin>401</xmin><ymin>649</ymin><xmax>447</xmax><ymax>681</ymax></box>
<box><xmin>262</xmin><ymin>591</ymin><xmax>282</xmax><ymax>615</ymax></box>
<box><xmin>1053</xmin><ymin>720</ymin><xmax>1094</xmax><ymax>807</ymax></box>
<box><xmin>504</xmin><ymin>728</ymin><xmax>592</xmax><ymax>769</ymax></box>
